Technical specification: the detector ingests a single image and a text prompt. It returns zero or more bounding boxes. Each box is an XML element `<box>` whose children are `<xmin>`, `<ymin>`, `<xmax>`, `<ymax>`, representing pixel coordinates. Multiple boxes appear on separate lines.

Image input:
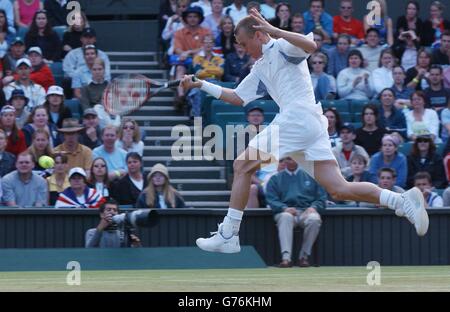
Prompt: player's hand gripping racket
<box><xmin>102</xmin><ymin>74</ymin><xmax>196</xmax><ymax>116</ymax></box>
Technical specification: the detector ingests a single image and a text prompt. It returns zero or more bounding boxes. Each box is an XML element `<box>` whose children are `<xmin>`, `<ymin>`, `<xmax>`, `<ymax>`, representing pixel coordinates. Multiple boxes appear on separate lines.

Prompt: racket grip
<box><xmin>167</xmin><ymin>76</ymin><xmax>197</xmax><ymax>88</ymax></box>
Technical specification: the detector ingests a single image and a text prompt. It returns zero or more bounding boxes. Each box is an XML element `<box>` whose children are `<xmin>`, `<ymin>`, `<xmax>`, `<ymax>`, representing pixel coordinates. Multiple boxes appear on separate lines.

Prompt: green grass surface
<box><xmin>1</xmin><ymin>266</ymin><xmax>450</xmax><ymax>292</ymax></box>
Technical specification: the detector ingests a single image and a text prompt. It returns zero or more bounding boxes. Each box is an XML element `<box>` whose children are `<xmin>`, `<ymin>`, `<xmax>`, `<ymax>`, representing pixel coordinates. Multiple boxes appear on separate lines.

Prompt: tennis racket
<box><xmin>102</xmin><ymin>74</ymin><xmax>195</xmax><ymax>116</ymax></box>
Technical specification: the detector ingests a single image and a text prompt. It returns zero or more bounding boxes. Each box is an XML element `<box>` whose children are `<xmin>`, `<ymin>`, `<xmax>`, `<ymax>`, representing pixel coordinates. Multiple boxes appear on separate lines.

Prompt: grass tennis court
<box><xmin>1</xmin><ymin>266</ymin><xmax>449</xmax><ymax>292</ymax></box>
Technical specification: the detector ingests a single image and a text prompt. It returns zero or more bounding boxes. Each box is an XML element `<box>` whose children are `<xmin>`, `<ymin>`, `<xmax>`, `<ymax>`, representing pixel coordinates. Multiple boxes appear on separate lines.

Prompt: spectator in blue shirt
<box><xmin>303</xmin><ymin>0</ymin><xmax>333</xmax><ymax>45</ymax></box>
<box><xmin>224</xmin><ymin>39</ymin><xmax>250</xmax><ymax>83</ymax></box>
<box><xmin>327</xmin><ymin>34</ymin><xmax>350</xmax><ymax>78</ymax></box>
<box><xmin>392</xmin><ymin>65</ymin><xmax>414</xmax><ymax>109</ymax></box>
<box><xmin>378</xmin><ymin>88</ymin><xmax>408</xmax><ymax>140</ymax></box>
<box><xmin>72</xmin><ymin>45</ymin><xmax>100</xmax><ymax>99</ymax></box>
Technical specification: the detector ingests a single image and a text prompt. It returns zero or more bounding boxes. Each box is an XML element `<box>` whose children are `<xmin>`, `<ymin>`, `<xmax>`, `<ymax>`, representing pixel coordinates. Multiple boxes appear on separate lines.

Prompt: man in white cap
<box><xmin>55</xmin><ymin>167</ymin><xmax>105</xmax><ymax>208</ymax></box>
<box><xmin>3</xmin><ymin>57</ymin><xmax>46</xmax><ymax>111</ymax></box>
<box><xmin>27</xmin><ymin>46</ymin><xmax>56</xmax><ymax>91</ymax></box>
<box><xmin>45</xmin><ymin>85</ymin><xmax>72</xmax><ymax>128</ymax></box>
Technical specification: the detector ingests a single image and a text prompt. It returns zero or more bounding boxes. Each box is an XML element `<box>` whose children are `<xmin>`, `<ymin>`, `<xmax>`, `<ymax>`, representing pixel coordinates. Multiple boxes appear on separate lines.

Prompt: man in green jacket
<box><xmin>266</xmin><ymin>156</ymin><xmax>327</xmax><ymax>268</ymax></box>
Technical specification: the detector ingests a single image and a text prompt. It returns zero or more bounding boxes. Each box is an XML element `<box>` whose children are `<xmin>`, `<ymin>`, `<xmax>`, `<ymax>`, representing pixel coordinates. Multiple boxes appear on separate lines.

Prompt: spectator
<box><xmin>372</xmin><ymin>49</ymin><xmax>395</xmax><ymax>96</ymax></box>
<box><xmin>333</xmin><ymin>0</ymin><xmax>364</xmax><ymax>46</ymax></box>
<box><xmin>111</xmin><ymin>152</ymin><xmax>147</xmax><ymax>207</ymax></box>
<box><xmin>370</xmin><ymin>134</ymin><xmax>408</xmax><ymax>188</ymax></box>
<box><xmin>192</xmin><ymin>0</ymin><xmax>211</xmax><ymax>16</ymax></box>
<box><xmin>223</xmin><ymin>39</ymin><xmax>250</xmax><ymax>83</ymax></box>
<box><xmin>357</xmin><ymin>28</ymin><xmax>383</xmax><ymax>72</ymax></box>
<box><xmin>421</xmin><ymin>1</ymin><xmax>450</xmax><ymax>47</ymax></box>
<box><xmin>346</xmin><ymin>153</ymin><xmax>375</xmax><ymax>183</ymax></box>
<box><xmin>378</xmin><ymin>88</ymin><xmax>407</xmax><ymax>140</ymax></box>
<box><xmin>62</xmin><ymin>10</ymin><xmax>89</xmax><ymax>57</ymax></box>
<box><xmin>0</xmin><ymin>23</ymin><xmax>8</xmax><ymax>59</ymax></box>
<box><xmin>363</xmin><ymin>0</ymin><xmax>394</xmax><ymax>46</ymax></box>
<box><xmin>337</xmin><ymin>49</ymin><xmax>373</xmax><ymax>101</ymax></box>
<box><xmin>2</xmin><ymin>151</ymin><xmax>48</xmax><ymax>207</ymax></box>
<box><xmin>136</xmin><ymin>163</ymin><xmax>186</xmax><ymax>208</ymax></box>
<box><xmin>87</xmin><ymin>157</ymin><xmax>110</xmax><ymax>198</ymax></box>
<box><xmin>332</xmin><ymin>122</ymin><xmax>370</xmax><ymax>178</ymax></box>
<box><xmin>407</xmin><ymin>135</ymin><xmax>446</xmax><ymax>189</ymax></box>
<box><xmin>24</xmin><ymin>46</ymin><xmax>55</xmax><ymax>91</ymax></box>
<box><xmin>246</xmin><ymin>1</ymin><xmax>260</xmax><ymax>15</ymax></box>
<box><xmin>247</xmin><ymin>161</ymin><xmax>285</xmax><ymax>209</ymax></box>
<box><xmin>46</xmin><ymin>152</ymin><xmax>69</xmax><ymax>206</ymax></box>
<box><xmin>79</xmin><ymin>108</ymin><xmax>102</xmax><ymax>149</ymax></box>
<box><xmin>414</xmin><ymin>171</ymin><xmax>444</xmax><ymax>208</ymax></box>
<box><xmin>215</xmin><ymin>15</ymin><xmax>235</xmax><ymax>58</ymax></box>
<box><xmin>392</xmin><ymin>30</ymin><xmax>420</xmax><ymax>72</ymax></box>
<box><xmin>327</xmin><ymin>34</ymin><xmax>350</xmax><ymax>78</ymax></box>
<box><xmin>54</xmin><ymin>167</ymin><xmax>105</xmax><ymax>208</ymax></box>
<box><xmin>269</xmin><ymin>3</ymin><xmax>291</xmax><ymax>32</ymax></box>
<box><xmin>0</xmin><ymin>105</ymin><xmax>27</xmax><ymax>156</ymax></box>
<box><xmin>80</xmin><ymin>57</ymin><xmax>107</xmax><ymax>111</ymax></box>
<box><xmin>27</xmin><ymin>128</ymin><xmax>53</xmax><ymax>175</ymax></box>
<box><xmin>24</xmin><ymin>10</ymin><xmax>62</xmax><ymax>62</ymax></box>
<box><xmin>266</xmin><ymin>157</ymin><xmax>326</xmax><ymax>268</ymax></box>
<box><xmin>261</xmin><ymin>0</ymin><xmax>276</xmax><ymax>20</ymax></box>
<box><xmin>0</xmin><ymin>128</ymin><xmax>15</xmax><ymax>177</ymax></box>
<box><xmin>85</xmin><ymin>198</ymin><xmax>141</xmax><ymax>248</ymax></box>
<box><xmin>303</xmin><ymin>0</ymin><xmax>332</xmax><ymax>44</ymax></box>
<box><xmin>63</xmin><ymin>27</ymin><xmax>111</xmax><ymax>83</ymax></box>
<box><xmin>392</xmin><ymin>66</ymin><xmax>414</xmax><ymax>109</ymax></box>
<box><xmin>158</xmin><ymin>0</ymin><xmax>177</xmax><ymax>35</ymax></box>
<box><xmin>162</xmin><ymin>0</ymin><xmax>189</xmax><ymax>61</ymax></box>
<box><xmin>324</xmin><ymin>108</ymin><xmax>341</xmax><ymax>148</ymax></box>
<box><xmin>92</xmin><ymin>125</ymin><xmax>127</xmax><ymax>181</ymax></box>
<box><xmin>71</xmin><ymin>46</ymin><xmax>101</xmax><ymax>99</ymax></box>
<box><xmin>53</xmin><ymin>117</ymin><xmax>92</xmax><ymax>173</ymax></box>
<box><xmin>202</xmin><ymin>0</ymin><xmax>224</xmax><ymax>38</ymax></box>
<box><xmin>395</xmin><ymin>1</ymin><xmax>423</xmax><ymax>43</ymax></box>
<box><xmin>309</xmin><ymin>52</ymin><xmax>336</xmax><ymax>101</ymax></box>
<box><xmin>405</xmin><ymin>91</ymin><xmax>440</xmax><ymax>142</ymax></box>
<box><xmin>44</xmin><ymin>0</ymin><xmax>69</xmax><ymax>27</ymax></box>
<box><xmin>223</xmin><ymin>0</ymin><xmax>246</xmax><ymax>25</ymax></box>
<box><xmin>116</xmin><ymin>118</ymin><xmax>144</xmax><ymax>156</ymax></box>
<box><xmin>22</xmin><ymin>105</ymin><xmax>61</xmax><ymax>147</ymax></box>
<box><xmin>354</xmin><ymin>104</ymin><xmax>387</xmax><ymax>156</ymax></box>
<box><xmin>290</xmin><ymin>13</ymin><xmax>304</xmax><ymax>34</ymax></box>
<box><xmin>0</xmin><ymin>0</ymin><xmax>15</xmax><ymax>37</ymax></box>
<box><xmin>3</xmin><ymin>58</ymin><xmax>46</xmax><ymax>111</ymax></box>
<box><xmin>9</xmin><ymin>89</ymin><xmax>30</xmax><ymax>128</ymax></box>
<box><xmin>43</xmin><ymin>85</ymin><xmax>71</xmax><ymax>129</ymax></box>
<box><xmin>445</xmin><ymin>66</ymin><xmax>450</xmax><ymax>89</ymax></box>
<box><xmin>0</xmin><ymin>9</ymin><xmax>15</xmax><ymax>45</ymax></box>
<box><xmin>405</xmin><ymin>48</ymin><xmax>432</xmax><ymax>91</ymax></box>
<box><xmin>172</xmin><ymin>6</ymin><xmax>211</xmax><ymax>110</ymax></box>
<box><xmin>312</xmin><ymin>30</ymin><xmax>327</xmax><ymax>58</ymax></box>
<box><xmin>424</xmin><ymin>65</ymin><xmax>450</xmax><ymax>112</ymax></box>
<box><xmin>432</xmin><ymin>31</ymin><xmax>450</xmax><ymax>66</ymax></box>
<box><xmin>2</xmin><ymin>37</ymin><xmax>26</xmax><ymax>73</ymax></box>
<box><xmin>14</xmin><ymin>0</ymin><xmax>43</xmax><ymax>29</ymax></box>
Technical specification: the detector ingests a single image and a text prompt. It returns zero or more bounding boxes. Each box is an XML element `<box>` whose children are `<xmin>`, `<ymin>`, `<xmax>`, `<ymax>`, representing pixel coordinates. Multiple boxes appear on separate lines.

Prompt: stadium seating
<box><xmin>64</xmin><ymin>98</ymin><xmax>82</xmax><ymax>120</ymax></box>
<box><xmin>50</xmin><ymin>62</ymin><xmax>64</xmax><ymax>87</ymax></box>
<box><xmin>52</xmin><ymin>26</ymin><xmax>67</xmax><ymax>41</ymax></box>
<box><xmin>348</xmin><ymin>99</ymin><xmax>369</xmax><ymax>114</ymax></box>
<box><xmin>321</xmin><ymin>99</ymin><xmax>349</xmax><ymax>113</ymax></box>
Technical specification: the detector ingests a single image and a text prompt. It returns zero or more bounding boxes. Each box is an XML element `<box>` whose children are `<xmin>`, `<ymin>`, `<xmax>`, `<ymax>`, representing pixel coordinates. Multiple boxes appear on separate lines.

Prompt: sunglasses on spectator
<box><xmin>416</xmin><ymin>138</ymin><xmax>430</xmax><ymax>143</ymax></box>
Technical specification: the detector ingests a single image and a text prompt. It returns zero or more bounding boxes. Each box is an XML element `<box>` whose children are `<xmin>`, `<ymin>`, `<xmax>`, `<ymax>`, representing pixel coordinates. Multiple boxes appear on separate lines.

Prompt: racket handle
<box><xmin>167</xmin><ymin>76</ymin><xmax>197</xmax><ymax>88</ymax></box>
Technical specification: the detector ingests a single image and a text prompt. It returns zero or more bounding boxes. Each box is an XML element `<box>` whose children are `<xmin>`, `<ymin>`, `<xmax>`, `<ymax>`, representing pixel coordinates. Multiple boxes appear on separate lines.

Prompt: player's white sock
<box><xmin>379</xmin><ymin>189</ymin><xmax>403</xmax><ymax>210</ymax></box>
<box><xmin>221</xmin><ymin>208</ymin><xmax>243</xmax><ymax>237</ymax></box>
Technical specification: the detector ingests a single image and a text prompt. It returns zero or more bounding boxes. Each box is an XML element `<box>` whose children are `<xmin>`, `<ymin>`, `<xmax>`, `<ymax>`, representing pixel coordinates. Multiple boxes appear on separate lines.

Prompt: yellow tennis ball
<box><xmin>38</xmin><ymin>156</ymin><xmax>55</xmax><ymax>169</ymax></box>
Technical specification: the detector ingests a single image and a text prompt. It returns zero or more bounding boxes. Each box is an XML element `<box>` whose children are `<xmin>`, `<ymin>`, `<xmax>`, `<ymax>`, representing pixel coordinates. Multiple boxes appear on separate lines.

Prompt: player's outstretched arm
<box><xmin>249</xmin><ymin>8</ymin><xmax>317</xmax><ymax>54</ymax></box>
<box><xmin>180</xmin><ymin>75</ymin><xmax>244</xmax><ymax>106</ymax></box>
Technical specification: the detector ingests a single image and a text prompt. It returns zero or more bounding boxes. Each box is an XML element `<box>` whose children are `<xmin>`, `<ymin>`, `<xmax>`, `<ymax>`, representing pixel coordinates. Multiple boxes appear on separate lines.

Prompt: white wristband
<box><xmin>200</xmin><ymin>80</ymin><xmax>222</xmax><ymax>99</ymax></box>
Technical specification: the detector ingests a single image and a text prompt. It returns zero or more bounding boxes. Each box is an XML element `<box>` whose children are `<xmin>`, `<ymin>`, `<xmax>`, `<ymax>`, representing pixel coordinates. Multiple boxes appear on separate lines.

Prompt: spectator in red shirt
<box><xmin>333</xmin><ymin>0</ymin><xmax>364</xmax><ymax>46</ymax></box>
<box><xmin>20</xmin><ymin>46</ymin><xmax>55</xmax><ymax>91</ymax></box>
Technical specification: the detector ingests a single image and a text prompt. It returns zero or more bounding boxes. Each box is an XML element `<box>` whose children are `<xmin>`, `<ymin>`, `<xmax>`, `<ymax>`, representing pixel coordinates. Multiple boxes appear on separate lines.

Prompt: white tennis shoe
<box><xmin>196</xmin><ymin>223</ymin><xmax>241</xmax><ymax>253</ymax></box>
<box><xmin>395</xmin><ymin>187</ymin><xmax>429</xmax><ymax>236</ymax></box>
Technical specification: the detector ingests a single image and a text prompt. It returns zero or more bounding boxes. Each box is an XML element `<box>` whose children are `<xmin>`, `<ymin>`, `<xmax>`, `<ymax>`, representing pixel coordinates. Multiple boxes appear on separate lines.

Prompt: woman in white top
<box><xmin>405</xmin><ymin>91</ymin><xmax>441</xmax><ymax>143</ymax></box>
<box><xmin>87</xmin><ymin>157</ymin><xmax>110</xmax><ymax>197</ymax></box>
<box><xmin>337</xmin><ymin>49</ymin><xmax>374</xmax><ymax>101</ymax></box>
<box><xmin>116</xmin><ymin>118</ymin><xmax>144</xmax><ymax>156</ymax></box>
<box><xmin>372</xmin><ymin>48</ymin><xmax>395</xmax><ymax>96</ymax></box>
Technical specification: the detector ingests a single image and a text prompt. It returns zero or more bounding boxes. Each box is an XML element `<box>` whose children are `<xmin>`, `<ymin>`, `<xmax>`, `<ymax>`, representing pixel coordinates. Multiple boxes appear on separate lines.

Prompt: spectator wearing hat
<box><xmin>79</xmin><ymin>57</ymin><xmax>108</xmax><ymax>111</ymax></box>
<box><xmin>2</xmin><ymin>151</ymin><xmax>48</xmax><ymax>207</ymax></box>
<box><xmin>46</xmin><ymin>152</ymin><xmax>70</xmax><ymax>205</ymax></box>
<box><xmin>407</xmin><ymin>134</ymin><xmax>446</xmax><ymax>189</ymax></box>
<box><xmin>43</xmin><ymin>85</ymin><xmax>71</xmax><ymax>128</ymax></box>
<box><xmin>369</xmin><ymin>134</ymin><xmax>408</xmax><ymax>188</ymax></box>
<box><xmin>3</xmin><ymin>57</ymin><xmax>46</xmax><ymax>111</ymax></box>
<box><xmin>54</xmin><ymin>167</ymin><xmax>105</xmax><ymax>208</ymax></box>
<box><xmin>92</xmin><ymin>125</ymin><xmax>127</xmax><ymax>181</ymax></box>
<box><xmin>63</xmin><ymin>27</ymin><xmax>111</xmax><ymax>82</ymax></box>
<box><xmin>23</xmin><ymin>46</ymin><xmax>55</xmax><ymax>91</ymax></box>
<box><xmin>22</xmin><ymin>105</ymin><xmax>61</xmax><ymax>147</ymax></box>
<box><xmin>79</xmin><ymin>108</ymin><xmax>102</xmax><ymax>149</ymax></box>
<box><xmin>332</xmin><ymin>122</ymin><xmax>370</xmax><ymax>179</ymax></box>
<box><xmin>72</xmin><ymin>47</ymin><xmax>103</xmax><ymax>99</ymax></box>
<box><xmin>9</xmin><ymin>87</ymin><xmax>29</xmax><ymax>128</ymax></box>
<box><xmin>53</xmin><ymin>117</ymin><xmax>92</xmax><ymax>174</ymax></box>
<box><xmin>111</xmin><ymin>152</ymin><xmax>147</xmax><ymax>207</ymax></box>
<box><xmin>136</xmin><ymin>163</ymin><xmax>186</xmax><ymax>208</ymax></box>
<box><xmin>172</xmin><ymin>5</ymin><xmax>211</xmax><ymax>110</ymax></box>
<box><xmin>0</xmin><ymin>105</ymin><xmax>27</xmax><ymax>156</ymax></box>
<box><xmin>2</xmin><ymin>37</ymin><xmax>26</xmax><ymax>73</ymax></box>
<box><xmin>405</xmin><ymin>91</ymin><xmax>440</xmax><ymax>143</ymax></box>
<box><xmin>0</xmin><ymin>128</ymin><xmax>16</xmax><ymax>177</ymax></box>
<box><xmin>223</xmin><ymin>0</ymin><xmax>246</xmax><ymax>24</ymax></box>
<box><xmin>24</xmin><ymin>9</ymin><xmax>62</xmax><ymax>62</ymax></box>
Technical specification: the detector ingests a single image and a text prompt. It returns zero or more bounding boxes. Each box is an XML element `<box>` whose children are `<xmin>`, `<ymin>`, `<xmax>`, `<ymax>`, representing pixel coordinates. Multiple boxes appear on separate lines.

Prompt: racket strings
<box><xmin>105</xmin><ymin>78</ymin><xmax>149</xmax><ymax>115</ymax></box>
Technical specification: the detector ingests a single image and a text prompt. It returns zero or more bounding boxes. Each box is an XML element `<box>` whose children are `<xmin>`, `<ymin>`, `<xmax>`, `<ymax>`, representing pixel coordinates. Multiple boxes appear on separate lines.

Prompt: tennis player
<box><xmin>180</xmin><ymin>9</ymin><xmax>428</xmax><ymax>253</ymax></box>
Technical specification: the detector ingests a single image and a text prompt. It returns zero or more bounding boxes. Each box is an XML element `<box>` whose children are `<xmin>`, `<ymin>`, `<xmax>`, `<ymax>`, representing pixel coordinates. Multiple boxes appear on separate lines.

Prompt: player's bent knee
<box><xmin>233</xmin><ymin>159</ymin><xmax>258</xmax><ymax>176</ymax></box>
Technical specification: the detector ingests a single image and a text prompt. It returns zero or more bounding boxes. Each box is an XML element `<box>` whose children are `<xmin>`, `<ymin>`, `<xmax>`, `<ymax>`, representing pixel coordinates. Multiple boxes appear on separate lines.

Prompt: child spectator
<box><xmin>414</xmin><ymin>171</ymin><xmax>444</xmax><ymax>208</ymax></box>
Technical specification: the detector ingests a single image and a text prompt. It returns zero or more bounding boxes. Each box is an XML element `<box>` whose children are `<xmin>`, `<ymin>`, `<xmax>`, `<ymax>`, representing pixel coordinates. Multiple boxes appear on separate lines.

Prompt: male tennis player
<box><xmin>180</xmin><ymin>9</ymin><xmax>428</xmax><ymax>253</ymax></box>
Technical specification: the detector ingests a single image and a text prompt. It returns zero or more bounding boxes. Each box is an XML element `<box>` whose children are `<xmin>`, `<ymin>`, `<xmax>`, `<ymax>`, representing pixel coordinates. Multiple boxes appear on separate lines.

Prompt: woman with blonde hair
<box><xmin>27</xmin><ymin>128</ymin><xmax>54</xmax><ymax>175</ymax></box>
<box><xmin>136</xmin><ymin>163</ymin><xmax>185</xmax><ymax>208</ymax></box>
<box><xmin>47</xmin><ymin>153</ymin><xmax>70</xmax><ymax>205</ymax></box>
<box><xmin>116</xmin><ymin>118</ymin><xmax>144</xmax><ymax>156</ymax></box>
